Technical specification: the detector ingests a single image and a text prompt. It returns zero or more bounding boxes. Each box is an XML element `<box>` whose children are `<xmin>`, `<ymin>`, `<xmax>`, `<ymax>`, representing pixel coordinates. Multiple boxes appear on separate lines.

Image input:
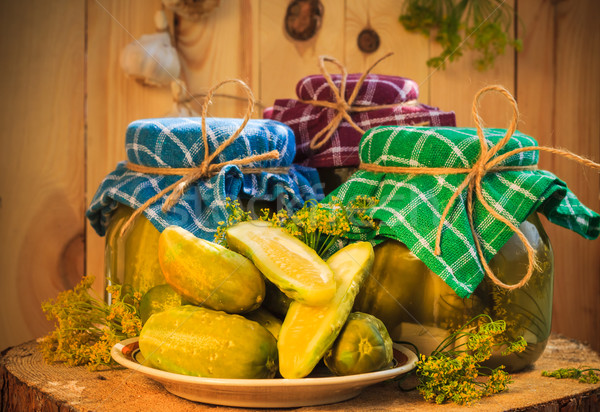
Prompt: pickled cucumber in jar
<box><xmin>481</xmin><ymin>212</ymin><xmax>554</xmax><ymax>371</ymax></box>
<box><xmin>353</xmin><ymin>213</ymin><xmax>553</xmax><ymax>372</ymax></box>
<box><xmin>104</xmin><ymin>205</ymin><xmax>165</xmax><ymax>297</ymax></box>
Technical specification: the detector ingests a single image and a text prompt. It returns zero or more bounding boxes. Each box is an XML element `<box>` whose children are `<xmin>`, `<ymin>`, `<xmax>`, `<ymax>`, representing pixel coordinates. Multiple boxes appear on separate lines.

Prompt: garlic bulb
<box><xmin>120</xmin><ymin>31</ymin><xmax>181</xmax><ymax>87</ymax></box>
<box><xmin>162</xmin><ymin>0</ymin><xmax>220</xmax><ymax>21</ymax></box>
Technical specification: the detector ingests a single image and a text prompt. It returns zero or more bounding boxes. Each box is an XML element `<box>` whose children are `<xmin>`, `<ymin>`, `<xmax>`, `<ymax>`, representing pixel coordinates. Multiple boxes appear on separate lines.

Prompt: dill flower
<box><xmin>415</xmin><ymin>314</ymin><xmax>525</xmax><ymax>405</ymax></box>
<box><xmin>214</xmin><ymin>196</ymin><xmax>379</xmax><ymax>257</ymax></box>
<box><xmin>40</xmin><ymin>275</ymin><xmax>142</xmax><ymax>370</ymax></box>
<box><xmin>214</xmin><ymin>197</ymin><xmax>253</xmax><ymax>246</ymax></box>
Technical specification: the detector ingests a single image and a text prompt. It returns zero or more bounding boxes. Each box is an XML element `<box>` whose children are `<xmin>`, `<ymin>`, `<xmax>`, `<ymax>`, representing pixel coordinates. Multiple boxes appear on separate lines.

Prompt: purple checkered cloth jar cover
<box><xmin>264</xmin><ymin>73</ymin><xmax>457</xmax><ymax>168</ymax></box>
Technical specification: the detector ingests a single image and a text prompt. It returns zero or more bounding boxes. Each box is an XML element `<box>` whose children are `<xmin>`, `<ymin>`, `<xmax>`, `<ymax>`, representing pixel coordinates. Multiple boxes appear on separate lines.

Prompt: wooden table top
<box><xmin>1</xmin><ymin>334</ymin><xmax>599</xmax><ymax>411</ymax></box>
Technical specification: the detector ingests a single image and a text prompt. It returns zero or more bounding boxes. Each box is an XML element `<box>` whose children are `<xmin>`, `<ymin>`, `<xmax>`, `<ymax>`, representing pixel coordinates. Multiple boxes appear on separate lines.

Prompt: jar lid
<box><xmin>324</xmin><ymin>125</ymin><xmax>600</xmax><ymax>297</ymax></box>
<box><xmin>294</xmin><ymin>73</ymin><xmax>419</xmax><ymax>106</ymax></box>
<box><xmin>264</xmin><ymin>60</ymin><xmax>456</xmax><ymax>168</ymax></box>
<box><xmin>87</xmin><ymin>117</ymin><xmax>324</xmax><ymax>240</ymax></box>
<box><xmin>124</xmin><ymin>117</ymin><xmax>296</xmax><ymax>168</ymax></box>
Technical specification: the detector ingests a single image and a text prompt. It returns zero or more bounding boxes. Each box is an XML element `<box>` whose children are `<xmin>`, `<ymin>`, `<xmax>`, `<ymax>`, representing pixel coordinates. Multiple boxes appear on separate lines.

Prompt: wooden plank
<box><xmin>515</xmin><ymin>0</ymin><xmax>555</xmax><ymax>154</ymax></box>
<box><xmin>86</xmin><ymin>0</ymin><xmax>171</xmax><ymax>295</ymax></box>
<box><xmin>542</xmin><ymin>0</ymin><xmax>599</xmax><ymax>352</ymax></box>
<box><xmin>0</xmin><ymin>0</ymin><xmax>85</xmax><ymax>351</ymax></box>
<box><xmin>344</xmin><ymin>0</ymin><xmax>430</xmax><ymax>102</ymax></box>
<box><xmin>175</xmin><ymin>0</ymin><xmax>260</xmax><ymax>118</ymax></box>
<box><xmin>429</xmin><ymin>1</ymin><xmax>517</xmax><ymax>127</ymax></box>
<box><xmin>515</xmin><ymin>0</ymin><xmax>599</xmax><ymax>353</ymax></box>
<box><xmin>258</xmin><ymin>0</ymin><xmax>346</xmax><ymax>112</ymax></box>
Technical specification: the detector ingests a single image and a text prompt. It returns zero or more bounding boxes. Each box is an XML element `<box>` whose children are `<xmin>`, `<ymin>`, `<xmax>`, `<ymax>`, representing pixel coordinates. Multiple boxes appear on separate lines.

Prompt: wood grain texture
<box><xmin>174</xmin><ymin>0</ymin><xmax>260</xmax><ymax>118</ymax></box>
<box><xmin>2</xmin><ymin>336</ymin><xmax>599</xmax><ymax>411</ymax></box>
<box><xmin>518</xmin><ymin>0</ymin><xmax>600</xmax><ymax>354</ymax></box>
<box><xmin>258</xmin><ymin>0</ymin><xmax>346</xmax><ymax>111</ymax></box>
<box><xmin>0</xmin><ymin>1</ymin><xmax>85</xmax><ymax>352</ymax></box>
<box><xmin>429</xmin><ymin>0</ymin><xmax>517</xmax><ymax>128</ymax></box>
<box><xmin>539</xmin><ymin>0</ymin><xmax>599</xmax><ymax>352</ymax></box>
<box><xmin>86</xmin><ymin>0</ymin><xmax>171</xmax><ymax>294</ymax></box>
<box><xmin>344</xmin><ymin>0</ymin><xmax>430</xmax><ymax>102</ymax></box>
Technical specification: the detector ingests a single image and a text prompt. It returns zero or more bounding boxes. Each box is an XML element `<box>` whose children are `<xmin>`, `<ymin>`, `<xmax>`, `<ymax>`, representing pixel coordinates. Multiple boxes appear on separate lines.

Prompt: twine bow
<box><xmin>360</xmin><ymin>85</ymin><xmax>600</xmax><ymax>290</ymax></box>
<box><xmin>119</xmin><ymin>79</ymin><xmax>285</xmax><ymax>237</ymax></box>
<box><xmin>300</xmin><ymin>52</ymin><xmax>420</xmax><ymax>151</ymax></box>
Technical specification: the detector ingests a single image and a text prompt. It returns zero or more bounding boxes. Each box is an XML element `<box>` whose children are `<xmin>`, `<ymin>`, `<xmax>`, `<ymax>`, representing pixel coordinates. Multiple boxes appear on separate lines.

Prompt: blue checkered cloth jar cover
<box><xmin>87</xmin><ymin>117</ymin><xmax>324</xmax><ymax>240</ymax></box>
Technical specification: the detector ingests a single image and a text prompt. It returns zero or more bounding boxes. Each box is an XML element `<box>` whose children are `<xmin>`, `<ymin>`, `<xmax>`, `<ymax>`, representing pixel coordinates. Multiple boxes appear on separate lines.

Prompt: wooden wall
<box><xmin>0</xmin><ymin>0</ymin><xmax>598</xmax><ymax>354</ymax></box>
<box><xmin>0</xmin><ymin>0</ymin><xmax>86</xmax><ymax>351</ymax></box>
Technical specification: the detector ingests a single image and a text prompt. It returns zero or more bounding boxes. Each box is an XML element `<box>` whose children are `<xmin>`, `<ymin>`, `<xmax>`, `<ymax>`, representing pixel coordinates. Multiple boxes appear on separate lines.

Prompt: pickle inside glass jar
<box><xmin>104</xmin><ymin>205</ymin><xmax>165</xmax><ymax>299</ymax></box>
<box><xmin>353</xmin><ymin>212</ymin><xmax>554</xmax><ymax>372</ymax></box>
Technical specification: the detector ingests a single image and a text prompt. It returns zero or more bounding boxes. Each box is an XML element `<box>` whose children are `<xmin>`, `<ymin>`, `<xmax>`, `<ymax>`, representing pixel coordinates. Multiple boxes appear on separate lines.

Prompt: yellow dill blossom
<box><xmin>214</xmin><ymin>196</ymin><xmax>379</xmax><ymax>257</ymax></box>
<box><xmin>214</xmin><ymin>197</ymin><xmax>253</xmax><ymax>246</ymax></box>
<box><xmin>415</xmin><ymin>314</ymin><xmax>525</xmax><ymax>405</ymax></box>
<box><xmin>40</xmin><ymin>275</ymin><xmax>142</xmax><ymax>371</ymax></box>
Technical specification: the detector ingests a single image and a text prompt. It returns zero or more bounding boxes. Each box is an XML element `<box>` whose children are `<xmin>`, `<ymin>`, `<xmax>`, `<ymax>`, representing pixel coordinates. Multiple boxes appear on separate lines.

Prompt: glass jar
<box><xmin>104</xmin><ymin>205</ymin><xmax>165</xmax><ymax>300</ymax></box>
<box><xmin>317</xmin><ymin>167</ymin><xmax>358</xmax><ymax>196</ymax></box>
<box><xmin>353</xmin><ymin>212</ymin><xmax>554</xmax><ymax>372</ymax></box>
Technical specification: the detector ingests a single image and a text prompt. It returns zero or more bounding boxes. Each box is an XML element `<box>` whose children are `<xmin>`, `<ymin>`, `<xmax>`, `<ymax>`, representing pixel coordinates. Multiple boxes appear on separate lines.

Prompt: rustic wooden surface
<box><xmin>1</xmin><ymin>335</ymin><xmax>599</xmax><ymax>411</ymax></box>
<box><xmin>0</xmin><ymin>0</ymin><xmax>598</xmax><ymax>358</ymax></box>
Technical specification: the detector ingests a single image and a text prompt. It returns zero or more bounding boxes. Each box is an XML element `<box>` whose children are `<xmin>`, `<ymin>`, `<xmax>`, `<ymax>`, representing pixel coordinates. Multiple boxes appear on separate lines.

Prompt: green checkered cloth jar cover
<box><xmin>324</xmin><ymin>126</ymin><xmax>600</xmax><ymax>298</ymax></box>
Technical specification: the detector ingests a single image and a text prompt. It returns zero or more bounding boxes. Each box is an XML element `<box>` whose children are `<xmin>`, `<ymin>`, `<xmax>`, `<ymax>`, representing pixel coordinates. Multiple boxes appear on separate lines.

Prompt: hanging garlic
<box><xmin>162</xmin><ymin>0</ymin><xmax>220</xmax><ymax>21</ymax></box>
<box><xmin>120</xmin><ymin>10</ymin><xmax>181</xmax><ymax>87</ymax></box>
<box><xmin>165</xmin><ymin>79</ymin><xmax>199</xmax><ymax>117</ymax></box>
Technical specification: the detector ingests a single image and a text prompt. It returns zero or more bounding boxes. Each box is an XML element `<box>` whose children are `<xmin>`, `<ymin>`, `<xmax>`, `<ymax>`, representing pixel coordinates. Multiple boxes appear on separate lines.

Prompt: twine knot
<box><xmin>359</xmin><ymin>85</ymin><xmax>600</xmax><ymax>290</ymax></box>
<box><xmin>337</xmin><ymin>100</ymin><xmax>352</xmax><ymax>113</ymax></box>
<box><xmin>198</xmin><ymin>161</ymin><xmax>210</xmax><ymax>178</ymax></box>
<box><xmin>119</xmin><ymin>79</ymin><xmax>285</xmax><ymax>237</ymax></box>
<box><xmin>300</xmin><ymin>53</ymin><xmax>418</xmax><ymax>151</ymax></box>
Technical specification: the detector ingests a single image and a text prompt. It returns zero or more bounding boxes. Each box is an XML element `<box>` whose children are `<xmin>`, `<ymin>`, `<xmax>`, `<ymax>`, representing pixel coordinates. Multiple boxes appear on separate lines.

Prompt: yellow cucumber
<box><xmin>226</xmin><ymin>221</ymin><xmax>335</xmax><ymax>306</ymax></box>
<box><xmin>159</xmin><ymin>226</ymin><xmax>265</xmax><ymax>313</ymax></box>
<box><xmin>139</xmin><ymin>284</ymin><xmax>188</xmax><ymax>325</ymax></box>
<box><xmin>139</xmin><ymin>305</ymin><xmax>278</xmax><ymax>379</ymax></box>
<box><xmin>324</xmin><ymin>312</ymin><xmax>393</xmax><ymax>376</ymax></box>
<box><xmin>277</xmin><ymin>241</ymin><xmax>374</xmax><ymax>379</ymax></box>
<box><xmin>243</xmin><ymin>307</ymin><xmax>283</xmax><ymax>340</ymax></box>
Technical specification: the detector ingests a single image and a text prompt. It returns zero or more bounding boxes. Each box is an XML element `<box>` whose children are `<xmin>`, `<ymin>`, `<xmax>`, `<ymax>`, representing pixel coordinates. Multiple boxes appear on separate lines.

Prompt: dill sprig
<box><xmin>415</xmin><ymin>314</ymin><xmax>527</xmax><ymax>405</ymax></box>
<box><xmin>399</xmin><ymin>0</ymin><xmax>522</xmax><ymax>71</ymax></box>
<box><xmin>214</xmin><ymin>196</ymin><xmax>378</xmax><ymax>257</ymax></box>
<box><xmin>39</xmin><ymin>275</ymin><xmax>142</xmax><ymax>370</ymax></box>
<box><xmin>542</xmin><ymin>367</ymin><xmax>600</xmax><ymax>384</ymax></box>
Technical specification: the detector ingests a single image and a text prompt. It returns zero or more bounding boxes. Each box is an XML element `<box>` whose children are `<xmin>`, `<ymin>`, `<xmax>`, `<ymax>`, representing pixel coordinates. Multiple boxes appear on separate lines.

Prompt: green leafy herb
<box><xmin>39</xmin><ymin>276</ymin><xmax>142</xmax><ymax>370</ymax></box>
<box><xmin>215</xmin><ymin>196</ymin><xmax>378</xmax><ymax>257</ymax></box>
<box><xmin>542</xmin><ymin>367</ymin><xmax>600</xmax><ymax>384</ymax></box>
<box><xmin>415</xmin><ymin>314</ymin><xmax>527</xmax><ymax>405</ymax></box>
<box><xmin>399</xmin><ymin>0</ymin><xmax>522</xmax><ymax>71</ymax></box>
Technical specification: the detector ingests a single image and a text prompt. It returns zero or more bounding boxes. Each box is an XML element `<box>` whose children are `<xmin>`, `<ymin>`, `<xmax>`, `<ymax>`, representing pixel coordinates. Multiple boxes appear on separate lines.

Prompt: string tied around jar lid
<box><xmin>119</xmin><ymin>79</ymin><xmax>288</xmax><ymax>237</ymax></box>
<box><xmin>359</xmin><ymin>85</ymin><xmax>600</xmax><ymax>290</ymax></box>
<box><xmin>299</xmin><ymin>52</ymin><xmax>421</xmax><ymax>151</ymax></box>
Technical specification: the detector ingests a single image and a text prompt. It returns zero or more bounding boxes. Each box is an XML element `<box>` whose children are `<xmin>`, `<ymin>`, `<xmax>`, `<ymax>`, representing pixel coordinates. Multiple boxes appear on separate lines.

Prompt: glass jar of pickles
<box><xmin>104</xmin><ymin>205</ymin><xmax>164</xmax><ymax>299</ymax></box>
<box><xmin>320</xmin><ymin>91</ymin><xmax>599</xmax><ymax>374</ymax></box>
<box><xmin>87</xmin><ymin>114</ymin><xmax>324</xmax><ymax>302</ymax></box>
<box><xmin>354</xmin><ymin>213</ymin><xmax>553</xmax><ymax>372</ymax></box>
